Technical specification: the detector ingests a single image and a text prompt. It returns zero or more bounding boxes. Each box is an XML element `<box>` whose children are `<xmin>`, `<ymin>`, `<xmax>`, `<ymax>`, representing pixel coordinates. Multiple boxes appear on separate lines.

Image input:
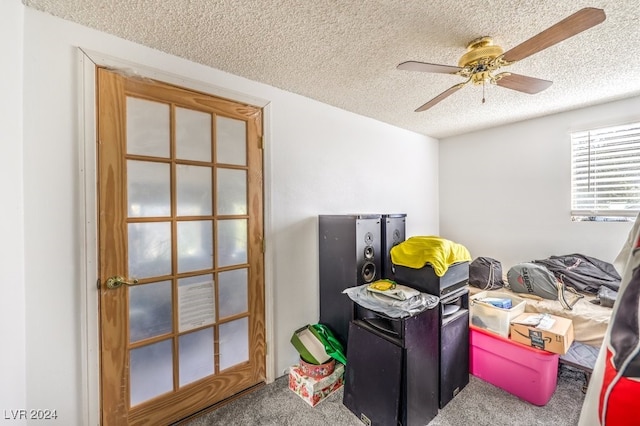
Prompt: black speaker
<box><xmin>318</xmin><ymin>214</ymin><xmax>382</xmax><ymax>347</ymax></box>
<box><xmin>381</xmin><ymin>213</ymin><xmax>406</xmax><ymax>280</ymax></box>
<box><xmin>439</xmin><ymin>288</ymin><xmax>470</xmax><ymax>408</ymax></box>
<box><xmin>343</xmin><ymin>321</ymin><xmax>403</xmax><ymax>426</ymax></box>
<box><xmin>343</xmin><ymin>308</ymin><xmax>440</xmax><ymax>426</ymax></box>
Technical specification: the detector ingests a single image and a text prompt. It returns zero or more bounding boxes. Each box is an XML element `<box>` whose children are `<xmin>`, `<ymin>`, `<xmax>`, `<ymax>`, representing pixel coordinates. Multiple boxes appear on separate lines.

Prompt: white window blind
<box><xmin>571</xmin><ymin>121</ymin><xmax>640</xmax><ymax>221</ymax></box>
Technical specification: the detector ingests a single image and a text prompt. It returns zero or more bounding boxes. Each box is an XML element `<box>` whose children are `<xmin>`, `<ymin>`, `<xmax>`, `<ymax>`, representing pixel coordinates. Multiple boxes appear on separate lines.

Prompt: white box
<box><xmin>470</xmin><ymin>291</ymin><xmax>526</xmax><ymax>337</ymax></box>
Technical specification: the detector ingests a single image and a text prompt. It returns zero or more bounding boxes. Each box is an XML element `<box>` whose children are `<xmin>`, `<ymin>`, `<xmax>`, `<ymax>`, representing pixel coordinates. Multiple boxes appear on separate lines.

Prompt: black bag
<box><xmin>507</xmin><ymin>262</ymin><xmax>583</xmax><ymax>310</ymax></box>
<box><xmin>532</xmin><ymin>253</ymin><xmax>621</xmax><ymax>294</ymax></box>
<box><xmin>590</xmin><ymin>285</ymin><xmax>618</xmax><ymax>308</ymax></box>
<box><xmin>469</xmin><ymin>257</ymin><xmax>505</xmax><ymax>290</ymax></box>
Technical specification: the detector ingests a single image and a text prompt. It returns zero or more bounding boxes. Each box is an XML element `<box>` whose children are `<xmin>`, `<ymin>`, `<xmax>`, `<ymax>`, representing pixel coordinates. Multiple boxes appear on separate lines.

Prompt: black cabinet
<box><xmin>343</xmin><ymin>306</ymin><xmax>440</xmax><ymax>426</ymax></box>
<box><xmin>394</xmin><ymin>263</ymin><xmax>471</xmax><ymax>409</ymax></box>
<box><xmin>394</xmin><ymin>261</ymin><xmax>469</xmax><ymax>297</ymax></box>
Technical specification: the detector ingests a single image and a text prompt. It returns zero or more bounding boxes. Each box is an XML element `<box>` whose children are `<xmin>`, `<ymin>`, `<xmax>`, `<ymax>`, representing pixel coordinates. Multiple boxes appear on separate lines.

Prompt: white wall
<box><xmin>439</xmin><ymin>96</ymin><xmax>640</xmax><ymax>270</ymax></box>
<box><xmin>21</xmin><ymin>8</ymin><xmax>439</xmax><ymax>424</ymax></box>
<box><xmin>0</xmin><ymin>1</ymin><xmax>26</xmax><ymax>425</ymax></box>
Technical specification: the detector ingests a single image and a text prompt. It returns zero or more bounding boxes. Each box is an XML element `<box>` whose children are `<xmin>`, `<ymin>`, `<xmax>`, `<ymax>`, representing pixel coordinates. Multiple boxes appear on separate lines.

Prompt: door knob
<box><xmin>105</xmin><ymin>275</ymin><xmax>139</xmax><ymax>289</ymax></box>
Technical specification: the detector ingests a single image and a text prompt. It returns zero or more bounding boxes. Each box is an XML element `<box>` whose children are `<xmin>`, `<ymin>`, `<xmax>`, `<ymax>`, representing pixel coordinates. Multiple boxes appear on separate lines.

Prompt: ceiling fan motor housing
<box><xmin>457</xmin><ymin>36</ymin><xmax>504</xmax><ymax>67</ymax></box>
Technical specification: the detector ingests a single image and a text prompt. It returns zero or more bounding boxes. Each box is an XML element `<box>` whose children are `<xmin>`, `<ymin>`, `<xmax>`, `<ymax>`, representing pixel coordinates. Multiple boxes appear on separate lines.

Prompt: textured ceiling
<box><xmin>23</xmin><ymin>0</ymin><xmax>640</xmax><ymax>138</ymax></box>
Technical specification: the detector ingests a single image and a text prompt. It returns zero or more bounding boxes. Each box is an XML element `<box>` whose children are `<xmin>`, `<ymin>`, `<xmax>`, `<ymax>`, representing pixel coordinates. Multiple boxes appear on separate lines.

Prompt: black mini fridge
<box><xmin>343</xmin><ymin>305</ymin><xmax>440</xmax><ymax>426</ymax></box>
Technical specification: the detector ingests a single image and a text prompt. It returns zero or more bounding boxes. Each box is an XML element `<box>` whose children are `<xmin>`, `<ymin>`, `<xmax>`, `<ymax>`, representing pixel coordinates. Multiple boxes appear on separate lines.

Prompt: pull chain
<box><xmin>482</xmin><ymin>80</ymin><xmax>486</xmax><ymax>104</ymax></box>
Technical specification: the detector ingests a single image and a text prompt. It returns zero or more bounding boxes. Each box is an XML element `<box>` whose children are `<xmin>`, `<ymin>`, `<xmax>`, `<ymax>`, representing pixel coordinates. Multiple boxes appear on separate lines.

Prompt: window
<box><xmin>571</xmin><ymin>122</ymin><xmax>640</xmax><ymax>222</ymax></box>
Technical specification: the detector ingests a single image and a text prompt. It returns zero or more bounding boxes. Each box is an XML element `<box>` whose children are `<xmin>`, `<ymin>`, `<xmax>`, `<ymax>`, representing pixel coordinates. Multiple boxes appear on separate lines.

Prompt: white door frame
<box><xmin>76</xmin><ymin>48</ymin><xmax>275</xmax><ymax>425</ymax></box>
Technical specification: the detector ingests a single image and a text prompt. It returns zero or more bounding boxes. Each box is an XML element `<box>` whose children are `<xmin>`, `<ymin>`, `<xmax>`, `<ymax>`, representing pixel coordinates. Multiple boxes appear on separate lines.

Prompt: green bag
<box><xmin>310</xmin><ymin>323</ymin><xmax>347</xmax><ymax>365</ymax></box>
<box><xmin>290</xmin><ymin>323</ymin><xmax>347</xmax><ymax>365</ymax></box>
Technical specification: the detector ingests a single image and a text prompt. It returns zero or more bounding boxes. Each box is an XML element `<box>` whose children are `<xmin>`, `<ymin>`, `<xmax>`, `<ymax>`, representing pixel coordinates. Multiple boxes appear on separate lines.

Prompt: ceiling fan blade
<box><xmin>502</xmin><ymin>7</ymin><xmax>606</xmax><ymax>63</ymax></box>
<box><xmin>496</xmin><ymin>73</ymin><xmax>553</xmax><ymax>94</ymax></box>
<box><xmin>397</xmin><ymin>61</ymin><xmax>462</xmax><ymax>75</ymax></box>
<box><xmin>415</xmin><ymin>83</ymin><xmax>466</xmax><ymax>112</ymax></box>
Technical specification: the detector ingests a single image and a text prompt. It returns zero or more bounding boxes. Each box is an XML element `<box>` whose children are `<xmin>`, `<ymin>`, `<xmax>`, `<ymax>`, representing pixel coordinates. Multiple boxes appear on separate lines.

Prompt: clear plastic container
<box><xmin>469</xmin><ymin>291</ymin><xmax>526</xmax><ymax>337</ymax></box>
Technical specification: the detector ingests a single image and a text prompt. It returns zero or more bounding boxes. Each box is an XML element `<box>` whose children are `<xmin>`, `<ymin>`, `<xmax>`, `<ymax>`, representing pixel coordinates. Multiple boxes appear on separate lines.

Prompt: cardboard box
<box><xmin>288</xmin><ymin>362</ymin><xmax>344</xmax><ymax>406</ymax></box>
<box><xmin>509</xmin><ymin>313</ymin><xmax>574</xmax><ymax>355</ymax></box>
<box><xmin>290</xmin><ymin>325</ymin><xmax>332</xmax><ymax>364</ymax></box>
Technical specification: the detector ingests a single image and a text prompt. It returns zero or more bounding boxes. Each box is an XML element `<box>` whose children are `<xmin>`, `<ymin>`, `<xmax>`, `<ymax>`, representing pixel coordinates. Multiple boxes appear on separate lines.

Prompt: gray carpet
<box><xmin>180</xmin><ymin>365</ymin><xmax>586</xmax><ymax>425</ymax></box>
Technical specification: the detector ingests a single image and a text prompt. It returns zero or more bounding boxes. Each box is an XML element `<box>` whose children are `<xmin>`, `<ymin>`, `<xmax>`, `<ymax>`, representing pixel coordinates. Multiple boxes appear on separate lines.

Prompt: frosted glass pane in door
<box><xmin>176</xmin><ymin>107</ymin><xmax>212</xmax><ymax>162</ymax></box>
<box><xmin>128</xmin><ymin>222</ymin><xmax>172</xmax><ymax>279</ymax></box>
<box><xmin>218</xmin><ymin>268</ymin><xmax>248</xmax><ymax>318</ymax></box>
<box><xmin>129</xmin><ymin>280</ymin><xmax>172</xmax><ymax>343</ymax></box>
<box><xmin>178</xmin><ymin>274</ymin><xmax>215</xmax><ymax>332</ymax></box>
<box><xmin>130</xmin><ymin>339</ymin><xmax>173</xmax><ymax>406</ymax></box>
<box><xmin>176</xmin><ymin>165</ymin><xmax>212</xmax><ymax>216</ymax></box>
<box><xmin>127</xmin><ymin>160</ymin><xmax>170</xmax><ymax>217</ymax></box>
<box><xmin>177</xmin><ymin>220</ymin><xmax>213</xmax><ymax>273</ymax></box>
<box><xmin>219</xmin><ymin>317</ymin><xmax>249</xmax><ymax>371</ymax></box>
<box><xmin>216</xmin><ymin>116</ymin><xmax>246</xmax><ymax>166</ymax></box>
<box><xmin>126</xmin><ymin>97</ymin><xmax>170</xmax><ymax>158</ymax></box>
<box><xmin>217</xmin><ymin>168</ymin><xmax>247</xmax><ymax>215</ymax></box>
<box><xmin>217</xmin><ymin>219</ymin><xmax>247</xmax><ymax>267</ymax></box>
<box><xmin>179</xmin><ymin>328</ymin><xmax>215</xmax><ymax>386</ymax></box>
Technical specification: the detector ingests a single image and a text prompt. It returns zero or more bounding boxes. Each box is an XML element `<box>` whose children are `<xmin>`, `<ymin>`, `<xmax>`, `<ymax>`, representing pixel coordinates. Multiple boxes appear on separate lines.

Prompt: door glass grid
<box><xmin>179</xmin><ymin>327</ymin><xmax>215</xmax><ymax>386</ymax></box>
<box><xmin>175</xmin><ymin>107</ymin><xmax>212</xmax><ymax>162</ymax></box>
<box><xmin>219</xmin><ymin>317</ymin><xmax>249</xmax><ymax>371</ymax></box>
<box><xmin>130</xmin><ymin>339</ymin><xmax>173</xmax><ymax>406</ymax></box>
<box><xmin>125</xmin><ymin>97</ymin><xmax>251</xmax><ymax>405</ymax></box>
<box><xmin>127</xmin><ymin>160</ymin><xmax>171</xmax><ymax>217</ymax></box>
<box><xmin>216</xmin><ymin>116</ymin><xmax>246</xmax><ymax>166</ymax></box>
<box><xmin>176</xmin><ymin>164</ymin><xmax>213</xmax><ymax>216</ymax></box>
<box><xmin>177</xmin><ymin>220</ymin><xmax>213</xmax><ymax>273</ymax></box>
<box><xmin>129</xmin><ymin>280</ymin><xmax>173</xmax><ymax>343</ymax></box>
<box><xmin>128</xmin><ymin>222</ymin><xmax>172</xmax><ymax>279</ymax></box>
<box><xmin>216</xmin><ymin>168</ymin><xmax>247</xmax><ymax>215</ymax></box>
<box><xmin>126</xmin><ymin>97</ymin><xmax>170</xmax><ymax>158</ymax></box>
<box><xmin>217</xmin><ymin>219</ymin><xmax>248</xmax><ymax>268</ymax></box>
<box><xmin>178</xmin><ymin>274</ymin><xmax>215</xmax><ymax>333</ymax></box>
<box><xmin>218</xmin><ymin>268</ymin><xmax>249</xmax><ymax>319</ymax></box>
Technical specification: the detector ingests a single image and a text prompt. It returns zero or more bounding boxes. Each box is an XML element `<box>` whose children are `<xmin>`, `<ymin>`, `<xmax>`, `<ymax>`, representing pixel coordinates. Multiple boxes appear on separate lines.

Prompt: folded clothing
<box><xmin>343</xmin><ymin>283</ymin><xmax>439</xmax><ymax>318</ymax></box>
<box><xmin>367</xmin><ymin>279</ymin><xmax>419</xmax><ymax>301</ymax></box>
<box><xmin>390</xmin><ymin>236</ymin><xmax>472</xmax><ymax>276</ymax></box>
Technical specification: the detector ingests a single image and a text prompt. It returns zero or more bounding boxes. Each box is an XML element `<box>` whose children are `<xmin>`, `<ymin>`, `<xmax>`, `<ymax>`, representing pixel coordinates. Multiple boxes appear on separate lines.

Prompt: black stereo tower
<box><xmin>318</xmin><ymin>214</ymin><xmax>382</xmax><ymax>347</ymax></box>
<box><xmin>381</xmin><ymin>213</ymin><xmax>407</xmax><ymax>280</ymax></box>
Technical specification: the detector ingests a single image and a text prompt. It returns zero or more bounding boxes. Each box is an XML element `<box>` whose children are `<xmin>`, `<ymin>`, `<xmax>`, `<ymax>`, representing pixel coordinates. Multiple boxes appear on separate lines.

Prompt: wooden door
<box><xmin>97</xmin><ymin>68</ymin><xmax>265</xmax><ymax>425</ymax></box>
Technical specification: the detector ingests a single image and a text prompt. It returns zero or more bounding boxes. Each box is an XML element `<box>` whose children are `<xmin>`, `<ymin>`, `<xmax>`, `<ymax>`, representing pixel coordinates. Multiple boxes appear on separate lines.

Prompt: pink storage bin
<box><xmin>469</xmin><ymin>325</ymin><xmax>559</xmax><ymax>406</ymax></box>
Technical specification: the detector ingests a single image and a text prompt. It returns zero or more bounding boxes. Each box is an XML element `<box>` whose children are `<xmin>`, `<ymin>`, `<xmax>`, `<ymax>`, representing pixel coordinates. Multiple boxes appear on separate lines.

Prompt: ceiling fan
<box><xmin>398</xmin><ymin>7</ymin><xmax>606</xmax><ymax>112</ymax></box>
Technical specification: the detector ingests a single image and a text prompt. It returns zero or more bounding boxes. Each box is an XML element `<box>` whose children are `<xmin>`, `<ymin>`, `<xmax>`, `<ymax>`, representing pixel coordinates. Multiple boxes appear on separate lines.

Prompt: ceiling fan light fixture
<box><xmin>470</xmin><ymin>69</ymin><xmax>494</xmax><ymax>85</ymax></box>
